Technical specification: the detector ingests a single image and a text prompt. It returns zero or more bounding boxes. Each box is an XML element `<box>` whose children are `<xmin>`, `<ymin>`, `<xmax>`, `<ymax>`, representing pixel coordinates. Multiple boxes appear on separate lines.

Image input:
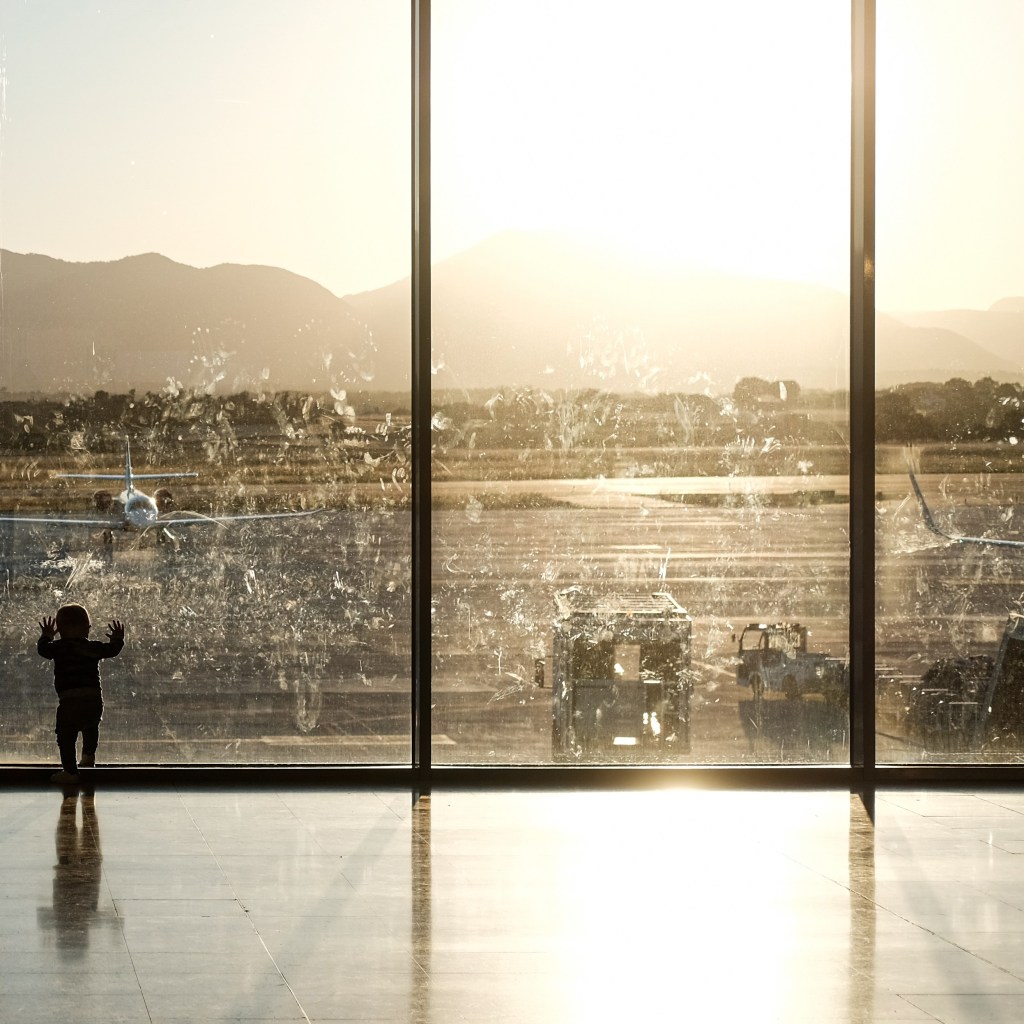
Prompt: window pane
<box><xmin>877</xmin><ymin>0</ymin><xmax>1024</xmax><ymax>764</ymax></box>
<box><xmin>0</xmin><ymin>1</ymin><xmax>411</xmax><ymax>765</ymax></box>
<box><xmin>432</xmin><ymin>0</ymin><xmax>850</xmax><ymax>764</ymax></box>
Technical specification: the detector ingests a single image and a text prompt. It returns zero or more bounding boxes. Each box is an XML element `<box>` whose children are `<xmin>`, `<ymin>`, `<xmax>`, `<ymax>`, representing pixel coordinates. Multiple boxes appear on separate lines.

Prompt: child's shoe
<box><xmin>78</xmin><ymin>755</ymin><xmax>96</xmax><ymax>768</ymax></box>
<box><xmin>50</xmin><ymin>770</ymin><xmax>80</xmax><ymax>785</ymax></box>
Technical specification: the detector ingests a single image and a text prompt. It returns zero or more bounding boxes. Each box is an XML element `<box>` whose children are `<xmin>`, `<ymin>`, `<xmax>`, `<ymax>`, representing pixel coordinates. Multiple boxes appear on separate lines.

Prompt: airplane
<box><xmin>909</xmin><ymin>469</ymin><xmax>1024</xmax><ymax>550</ymax></box>
<box><xmin>0</xmin><ymin>437</ymin><xmax>322</xmax><ymax>543</ymax></box>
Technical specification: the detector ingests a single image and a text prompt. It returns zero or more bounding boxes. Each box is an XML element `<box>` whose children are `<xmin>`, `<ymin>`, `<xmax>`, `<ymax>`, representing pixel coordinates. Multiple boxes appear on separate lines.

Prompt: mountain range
<box><xmin>1</xmin><ymin>232</ymin><xmax>1020</xmax><ymax>395</ymax></box>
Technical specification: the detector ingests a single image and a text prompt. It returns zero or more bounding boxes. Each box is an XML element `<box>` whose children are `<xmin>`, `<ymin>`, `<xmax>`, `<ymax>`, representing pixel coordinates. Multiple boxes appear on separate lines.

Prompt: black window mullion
<box><xmin>411</xmin><ymin>0</ymin><xmax>432</xmax><ymax>786</ymax></box>
<box><xmin>850</xmin><ymin>0</ymin><xmax>876</xmax><ymax>787</ymax></box>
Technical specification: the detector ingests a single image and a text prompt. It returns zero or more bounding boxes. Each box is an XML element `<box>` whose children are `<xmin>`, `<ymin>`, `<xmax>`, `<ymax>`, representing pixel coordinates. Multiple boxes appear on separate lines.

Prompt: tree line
<box><xmin>1</xmin><ymin>376</ymin><xmax>1022</xmax><ymax>453</ymax></box>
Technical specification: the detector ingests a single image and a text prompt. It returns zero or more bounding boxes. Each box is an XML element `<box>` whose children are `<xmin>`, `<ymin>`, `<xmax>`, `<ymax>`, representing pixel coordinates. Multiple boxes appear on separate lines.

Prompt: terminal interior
<box><xmin>4</xmin><ymin>3</ymin><xmax>1024</xmax><ymax>1022</ymax></box>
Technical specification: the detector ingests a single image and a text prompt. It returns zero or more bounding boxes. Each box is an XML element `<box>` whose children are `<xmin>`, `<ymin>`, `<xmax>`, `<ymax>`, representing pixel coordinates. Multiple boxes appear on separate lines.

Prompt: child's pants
<box><xmin>55</xmin><ymin>688</ymin><xmax>104</xmax><ymax>772</ymax></box>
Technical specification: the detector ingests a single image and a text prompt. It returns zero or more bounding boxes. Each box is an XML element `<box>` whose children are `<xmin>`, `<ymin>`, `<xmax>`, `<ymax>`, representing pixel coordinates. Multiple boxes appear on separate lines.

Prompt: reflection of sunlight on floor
<box><xmin>534</xmin><ymin>791</ymin><xmax>845</xmax><ymax>1023</ymax></box>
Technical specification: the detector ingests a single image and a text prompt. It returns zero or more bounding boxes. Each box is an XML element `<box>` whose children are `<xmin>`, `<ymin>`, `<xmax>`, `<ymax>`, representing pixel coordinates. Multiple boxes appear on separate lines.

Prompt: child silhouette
<box><xmin>38</xmin><ymin>604</ymin><xmax>124</xmax><ymax>783</ymax></box>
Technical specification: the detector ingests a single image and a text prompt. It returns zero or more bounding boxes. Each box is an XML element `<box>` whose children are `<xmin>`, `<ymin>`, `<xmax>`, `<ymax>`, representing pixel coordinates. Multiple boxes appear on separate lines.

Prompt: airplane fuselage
<box><xmin>120</xmin><ymin>490</ymin><xmax>161</xmax><ymax>531</ymax></box>
<box><xmin>0</xmin><ymin>436</ymin><xmax>322</xmax><ymax>539</ymax></box>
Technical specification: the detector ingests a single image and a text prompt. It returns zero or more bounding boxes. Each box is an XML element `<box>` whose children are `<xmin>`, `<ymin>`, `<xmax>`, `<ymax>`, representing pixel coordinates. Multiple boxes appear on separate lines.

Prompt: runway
<box><xmin>2</xmin><ymin>473</ymin><xmax>1022</xmax><ymax>767</ymax></box>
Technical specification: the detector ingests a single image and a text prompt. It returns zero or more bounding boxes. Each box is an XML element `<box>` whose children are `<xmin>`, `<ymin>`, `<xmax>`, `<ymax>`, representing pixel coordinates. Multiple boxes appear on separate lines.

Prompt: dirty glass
<box><xmin>876</xmin><ymin>1</ymin><xmax>1024</xmax><ymax>764</ymax></box>
<box><xmin>430</xmin><ymin>1</ymin><xmax>851</xmax><ymax>764</ymax></box>
<box><xmin>0</xmin><ymin>2</ymin><xmax>411</xmax><ymax>765</ymax></box>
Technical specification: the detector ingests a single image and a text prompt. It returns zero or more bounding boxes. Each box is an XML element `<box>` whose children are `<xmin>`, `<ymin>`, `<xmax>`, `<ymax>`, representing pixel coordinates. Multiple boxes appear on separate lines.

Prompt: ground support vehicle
<box><xmin>549</xmin><ymin>588</ymin><xmax>694</xmax><ymax>761</ymax></box>
<box><xmin>893</xmin><ymin>656</ymin><xmax>992</xmax><ymax>753</ymax></box>
<box><xmin>895</xmin><ymin>612</ymin><xmax>1024</xmax><ymax>753</ymax></box>
<box><xmin>978</xmin><ymin>612</ymin><xmax>1024</xmax><ymax>749</ymax></box>
<box><xmin>736</xmin><ymin>623</ymin><xmax>848</xmax><ymax>703</ymax></box>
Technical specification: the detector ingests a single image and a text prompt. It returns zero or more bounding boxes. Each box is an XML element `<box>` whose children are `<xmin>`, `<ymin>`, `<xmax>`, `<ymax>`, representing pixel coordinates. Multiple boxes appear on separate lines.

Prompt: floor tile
<box><xmin>2</xmin><ymin>785</ymin><xmax>1024</xmax><ymax>1023</ymax></box>
<box><xmin>904</xmin><ymin>994</ymin><xmax>1024</xmax><ymax>1023</ymax></box>
<box><xmin>137</xmin><ymin>974</ymin><xmax>303</xmax><ymax>1019</ymax></box>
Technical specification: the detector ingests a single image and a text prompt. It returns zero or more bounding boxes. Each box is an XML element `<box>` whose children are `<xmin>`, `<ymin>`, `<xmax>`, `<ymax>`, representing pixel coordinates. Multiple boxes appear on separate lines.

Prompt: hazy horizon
<box><xmin>7</xmin><ymin>227</ymin><xmax>1024</xmax><ymax>320</ymax></box>
<box><xmin>1</xmin><ymin>1</ymin><xmax>1023</xmax><ymax>312</ymax></box>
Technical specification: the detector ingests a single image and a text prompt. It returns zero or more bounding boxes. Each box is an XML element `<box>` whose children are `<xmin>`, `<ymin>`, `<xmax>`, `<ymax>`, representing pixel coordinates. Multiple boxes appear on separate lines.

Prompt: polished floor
<box><xmin>3</xmin><ymin>785</ymin><xmax>1024</xmax><ymax>1023</ymax></box>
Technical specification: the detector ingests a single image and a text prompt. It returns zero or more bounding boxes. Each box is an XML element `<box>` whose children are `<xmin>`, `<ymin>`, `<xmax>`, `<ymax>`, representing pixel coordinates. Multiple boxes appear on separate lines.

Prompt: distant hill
<box><xmin>344</xmin><ymin>231</ymin><xmax>1023</xmax><ymax>391</ymax></box>
<box><xmin>1</xmin><ymin>236</ymin><xmax>1020</xmax><ymax>395</ymax></box>
<box><xmin>347</xmin><ymin>232</ymin><xmax>853</xmax><ymax>392</ymax></box>
<box><xmin>888</xmin><ymin>302</ymin><xmax>1024</xmax><ymax>373</ymax></box>
<box><xmin>0</xmin><ymin>250</ymin><xmax>379</xmax><ymax>394</ymax></box>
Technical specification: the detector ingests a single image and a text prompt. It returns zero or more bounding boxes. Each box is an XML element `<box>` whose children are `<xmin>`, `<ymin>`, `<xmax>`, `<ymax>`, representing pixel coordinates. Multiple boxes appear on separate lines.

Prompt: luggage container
<box><xmin>550</xmin><ymin>588</ymin><xmax>694</xmax><ymax>761</ymax></box>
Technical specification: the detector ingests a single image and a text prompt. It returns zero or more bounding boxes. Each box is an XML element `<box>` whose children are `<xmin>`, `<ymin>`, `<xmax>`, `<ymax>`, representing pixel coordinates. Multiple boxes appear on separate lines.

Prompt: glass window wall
<box><xmin>7</xmin><ymin>1</ymin><xmax>1019</xmax><ymax>779</ymax></box>
<box><xmin>430</xmin><ymin>0</ymin><xmax>851</xmax><ymax>764</ymax></box>
<box><xmin>0</xmin><ymin>1</ymin><xmax>411</xmax><ymax>765</ymax></box>
<box><xmin>876</xmin><ymin>0</ymin><xmax>1024</xmax><ymax>764</ymax></box>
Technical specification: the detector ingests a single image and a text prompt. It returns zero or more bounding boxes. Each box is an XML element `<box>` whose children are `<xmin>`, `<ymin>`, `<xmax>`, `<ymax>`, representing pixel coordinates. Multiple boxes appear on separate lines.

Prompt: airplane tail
<box><xmin>908</xmin><ymin>470</ymin><xmax>1024</xmax><ymax>550</ymax></box>
<box><xmin>908</xmin><ymin>470</ymin><xmax>951</xmax><ymax>541</ymax></box>
<box><xmin>56</xmin><ymin>437</ymin><xmax>198</xmax><ymax>493</ymax></box>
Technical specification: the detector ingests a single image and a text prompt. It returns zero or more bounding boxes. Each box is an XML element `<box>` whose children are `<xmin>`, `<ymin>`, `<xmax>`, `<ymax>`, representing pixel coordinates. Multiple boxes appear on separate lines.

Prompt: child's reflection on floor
<box><xmin>37</xmin><ymin>787</ymin><xmax>103</xmax><ymax>954</ymax></box>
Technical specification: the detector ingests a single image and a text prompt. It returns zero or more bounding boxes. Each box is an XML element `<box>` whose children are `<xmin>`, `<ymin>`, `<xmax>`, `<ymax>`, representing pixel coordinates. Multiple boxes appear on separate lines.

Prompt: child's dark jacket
<box><xmin>37</xmin><ymin>636</ymin><xmax>124</xmax><ymax>694</ymax></box>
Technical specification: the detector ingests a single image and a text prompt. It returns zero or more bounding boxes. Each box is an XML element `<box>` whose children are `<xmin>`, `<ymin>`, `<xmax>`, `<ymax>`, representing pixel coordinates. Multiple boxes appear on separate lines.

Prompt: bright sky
<box><xmin>433</xmin><ymin>0</ymin><xmax>850</xmax><ymax>297</ymax></box>
<box><xmin>0</xmin><ymin>0</ymin><xmax>411</xmax><ymax>297</ymax></box>
<box><xmin>1</xmin><ymin>0</ymin><xmax>1022</xmax><ymax>311</ymax></box>
<box><xmin>876</xmin><ymin>0</ymin><xmax>1024</xmax><ymax>311</ymax></box>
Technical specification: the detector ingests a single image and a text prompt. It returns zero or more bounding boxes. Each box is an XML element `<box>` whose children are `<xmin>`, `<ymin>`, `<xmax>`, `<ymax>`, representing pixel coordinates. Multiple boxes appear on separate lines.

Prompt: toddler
<box><xmin>37</xmin><ymin>603</ymin><xmax>124</xmax><ymax>783</ymax></box>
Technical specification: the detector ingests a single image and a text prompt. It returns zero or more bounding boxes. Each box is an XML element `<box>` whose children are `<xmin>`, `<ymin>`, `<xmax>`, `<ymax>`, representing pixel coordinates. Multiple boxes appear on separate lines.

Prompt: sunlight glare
<box><xmin>434</xmin><ymin>0</ymin><xmax>849</xmax><ymax>290</ymax></box>
<box><xmin>548</xmin><ymin>791</ymin><xmax>805</xmax><ymax>1022</ymax></box>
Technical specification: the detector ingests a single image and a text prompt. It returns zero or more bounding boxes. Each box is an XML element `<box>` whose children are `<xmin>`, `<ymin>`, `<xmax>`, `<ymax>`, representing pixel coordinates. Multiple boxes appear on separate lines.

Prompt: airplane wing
<box><xmin>155</xmin><ymin>508</ymin><xmax>325</xmax><ymax>527</ymax></box>
<box><xmin>130</xmin><ymin>473</ymin><xmax>199</xmax><ymax>480</ymax></box>
<box><xmin>55</xmin><ymin>472</ymin><xmax>199</xmax><ymax>480</ymax></box>
<box><xmin>54</xmin><ymin>473</ymin><xmax>126</xmax><ymax>480</ymax></box>
<box><xmin>0</xmin><ymin>514</ymin><xmax>116</xmax><ymax>526</ymax></box>
<box><xmin>0</xmin><ymin>509</ymin><xmax>324</xmax><ymax>529</ymax></box>
<box><xmin>909</xmin><ymin>471</ymin><xmax>1024</xmax><ymax>550</ymax></box>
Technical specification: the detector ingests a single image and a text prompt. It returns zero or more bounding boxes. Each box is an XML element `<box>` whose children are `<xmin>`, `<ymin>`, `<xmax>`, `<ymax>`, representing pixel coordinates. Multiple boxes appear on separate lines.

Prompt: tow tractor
<box><xmin>736</xmin><ymin>622</ymin><xmax>848</xmax><ymax>703</ymax></box>
<box><xmin>547</xmin><ymin>588</ymin><xmax>695</xmax><ymax>761</ymax></box>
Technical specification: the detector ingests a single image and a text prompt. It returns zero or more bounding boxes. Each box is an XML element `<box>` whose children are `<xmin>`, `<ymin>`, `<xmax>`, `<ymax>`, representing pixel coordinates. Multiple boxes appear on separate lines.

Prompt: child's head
<box><xmin>55</xmin><ymin>603</ymin><xmax>91</xmax><ymax>638</ymax></box>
